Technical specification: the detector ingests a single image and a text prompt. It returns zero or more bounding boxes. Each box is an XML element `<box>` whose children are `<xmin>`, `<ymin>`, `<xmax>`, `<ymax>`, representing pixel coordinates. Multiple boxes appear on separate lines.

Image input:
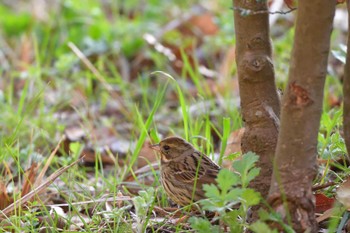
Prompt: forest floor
<box><xmin>0</xmin><ymin>0</ymin><xmax>349</xmax><ymax>232</ymax></box>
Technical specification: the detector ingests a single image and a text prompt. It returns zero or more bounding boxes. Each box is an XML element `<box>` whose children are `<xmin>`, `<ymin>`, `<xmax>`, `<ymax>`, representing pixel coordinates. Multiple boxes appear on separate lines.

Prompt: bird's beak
<box><xmin>150</xmin><ymin>143</ymin><xmax>160</xmax><ymax>151</ymax></box>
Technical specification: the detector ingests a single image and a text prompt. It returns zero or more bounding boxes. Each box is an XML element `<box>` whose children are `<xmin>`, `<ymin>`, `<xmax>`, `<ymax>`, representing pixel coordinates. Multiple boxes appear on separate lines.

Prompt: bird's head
<box><xmin>150</xmin><ymin>136</ymin><xmax>195</xmax><ymax>162</ymax></box>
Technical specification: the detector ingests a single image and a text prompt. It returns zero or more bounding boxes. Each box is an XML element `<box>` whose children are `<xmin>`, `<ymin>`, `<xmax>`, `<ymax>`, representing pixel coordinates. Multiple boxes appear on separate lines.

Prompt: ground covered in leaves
<box><xmin>0</xmin><ymin>0</ymin><xmax>349</xmax><ymax>232</ymax></box>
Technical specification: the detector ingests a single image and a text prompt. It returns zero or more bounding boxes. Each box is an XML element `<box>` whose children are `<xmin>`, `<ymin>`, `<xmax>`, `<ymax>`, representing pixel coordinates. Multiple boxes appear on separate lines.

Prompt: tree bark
<box><xmin>268</xmin><ymin>1</ymin><xmax>336</xmax><ymax>232</ymax></box>
<box><xmin>344</xmin><ymin>1</ymin><xmax>350</xmax><ymax>163</ymax></box>
<box><xmin>232</xmin><ymin>0</ymin><xmax>280</xmax><ymax>200</ymax></box>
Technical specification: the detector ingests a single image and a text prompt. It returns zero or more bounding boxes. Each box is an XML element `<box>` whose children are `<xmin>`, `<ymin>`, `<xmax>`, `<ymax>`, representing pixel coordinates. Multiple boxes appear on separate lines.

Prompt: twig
<box><xmin>231</xmin><ymin>6</ymin><xmax>297</xmax><ymax>16</ymax></box>
<box><xmin>312</xmin><ymin>181</ymin><xmax>337</xmax><ymax>191</ymax></box>
<box><xmin>34</xmin><ymin>135</ymin><xmax>65</xmax><ymax>188</ymax></box>
<box><xmin>39</xmin><ymin>196</ymin><xmax>132</xmax><ymax>208</ymax></box>
<box><xmin>0</xmin><ymin>157</ymin><xmax>84</xmax><ymax>218</ymax></box>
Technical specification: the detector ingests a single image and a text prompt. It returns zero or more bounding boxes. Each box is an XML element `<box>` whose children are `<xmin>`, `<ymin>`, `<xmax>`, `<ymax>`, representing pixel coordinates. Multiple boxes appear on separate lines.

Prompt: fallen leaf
<box><xmin>189</xmin><ymin>12</ymin><xmax>218</xmax><ymax>36</ymax></box>
<box><xmin>224</xmin><ymin>128</ymin><xmax>245</xmax><ymax>156</ymax></box>
<box><xmin>1</xmin><ymin>157</ymin><xmax>83</xmax><ymax>218</ymax></box>
<box><xmin>315</xmin><ymin>193</ymin><xmax>335</xmax><ymax>213</ymax></box>
<box><xmin>337</xmin><ymin>178</ymin><xmax>350</xmax><ymax>209</ymax></box>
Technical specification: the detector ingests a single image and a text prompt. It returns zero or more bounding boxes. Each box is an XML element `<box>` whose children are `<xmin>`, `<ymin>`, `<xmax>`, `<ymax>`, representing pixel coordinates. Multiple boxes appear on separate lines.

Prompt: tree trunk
<box><xmin>232</xmin><ymin>0</ymin><xmax>280</xmax><ymax>200</ymax></box>
<box><xmin>344</xmin><ymin>1</ymin><xmax>350</xmax><ymax>162</ymax></box>
<box><xmin>268</xmin><ymin>1</ymin><xmax>336</xmax><ymax>232</ymax></box>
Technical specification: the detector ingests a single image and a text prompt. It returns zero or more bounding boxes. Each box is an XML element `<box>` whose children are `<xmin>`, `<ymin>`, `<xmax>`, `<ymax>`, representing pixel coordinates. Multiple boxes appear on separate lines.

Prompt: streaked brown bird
<box><xmin>150</xmin><ymin>136</ymin><xmax>220</xmax><ymax>207</ymax></box>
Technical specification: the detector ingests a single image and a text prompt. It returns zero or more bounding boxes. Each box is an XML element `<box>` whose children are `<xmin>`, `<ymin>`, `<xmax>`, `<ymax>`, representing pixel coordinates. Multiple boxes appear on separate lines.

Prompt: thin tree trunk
<box><xmin>344</xmin><ymin>1</ymin><xmax>350</xmax><ymax>162</ymax></box>
<box><xmin>268</xmin><ymin>1</ymin><xmax>336</xmax><ymax>232</ymax></box>
<box><xmin>232</xmin><ymin>0</ymin><xmax>280</xmax><ymax>200</ymax></box>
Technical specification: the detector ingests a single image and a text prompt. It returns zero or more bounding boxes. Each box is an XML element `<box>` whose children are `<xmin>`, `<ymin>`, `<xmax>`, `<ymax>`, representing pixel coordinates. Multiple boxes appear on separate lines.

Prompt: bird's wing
<box><xmin>172</xmin><ymin>151</ymin><xmax>219</xmax><ymax>184</ymax></box>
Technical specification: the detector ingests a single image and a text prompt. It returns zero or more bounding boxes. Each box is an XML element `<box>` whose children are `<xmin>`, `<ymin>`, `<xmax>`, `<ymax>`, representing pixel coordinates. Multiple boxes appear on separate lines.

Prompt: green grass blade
<box><xmin>151</xmin><ymin>71</ymin><xmax>190</xmax><ymax>140</ymax></box>
<box><xmin>126</xmin><ymin>78</ymin><xmax>169</xmax><ymax>175</ymax></box>
<box><xmin>219</xmin><ymin>117</ymin><xmax>230</xmax><ymax>166</ymax></box>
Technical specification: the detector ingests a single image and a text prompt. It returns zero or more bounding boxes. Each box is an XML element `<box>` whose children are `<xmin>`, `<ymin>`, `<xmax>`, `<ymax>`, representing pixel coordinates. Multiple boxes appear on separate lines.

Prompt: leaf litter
<box><xmin>0</xmin><ymin>0</ymin><xmax>349</xmax><ymax>232</ymax></box>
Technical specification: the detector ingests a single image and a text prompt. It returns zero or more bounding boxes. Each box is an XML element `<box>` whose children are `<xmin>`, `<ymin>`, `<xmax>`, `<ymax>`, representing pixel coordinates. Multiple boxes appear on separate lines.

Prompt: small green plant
<box><xmin>249</xmin><ymin>209</ymin><xmax>294</xmax><ymax>233</ymax></box>
<box><xmin>189</xmin><ymin>217</ymin><xmax>221</xmax><ymax>233</ymax></box>
<box><xmin>132</xmin><ymin>187</ymin><xmax>155</xmax><ymax>232</ymax></box>
<box><xmin>189</xmin><ymin>152</ymin><xmax>262</xmax><ymax>233</ymax></box>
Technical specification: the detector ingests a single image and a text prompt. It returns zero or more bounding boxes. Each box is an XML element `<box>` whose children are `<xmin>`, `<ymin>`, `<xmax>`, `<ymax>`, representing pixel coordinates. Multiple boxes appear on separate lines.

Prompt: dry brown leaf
<box><xmin>219</xmin><ymin>46</ymin><xmax>236</xmax><ymax>81</ymax></box>
<box><xmin>189</xmin><ymin>12</ymin><xmax>218</xmax><ymax>36</ymax></box>
<box><xmin>64</xmin><ymin>127</ymin><xmax>86</xmax><ymax>142</ymax></box>
<box><xmin>224</xmin><ymin>128</ymin><xmax>245</xmax><ymax>156</ymax></box>
<box><xmin>0</xmin><ymin>137</ymin><xmax>63</xmax><ymax>211</ymax></box>
<box><xmin>34</xmin><ymin>135</ymin><xmax>65</xmax><ymax>188</ymax></box>
<box><xmin>37</xmin><ymin>212</ymin><xmax>66</xmax><ymax>232</ymax></box>
<box><xmin>22</xmin><ymin>163</ymin><xmax>39</xmax><ymax>196</ymax></box>
<box><xmin>18</xmin><ymin>34</ymin><xmax>33</xmax><ymax>71</ymax></box>
<box><xmin>315</xmin><ymin>193</ymin><xmax>335</xmax><ymax>213</ymax></box>
<box><xmin>284</xmin><ymin>0</ymin><xmax>297</xmax><ymax>9</ymax></box>
<box><xmin>124</xmin><ymin>161</ymin><xmax>159</xmax><ymax>183</ymax></box>
<box><xmin>1</xmin><ymin>157</ymin><xmax>83</xmax><ymax>218</ymax></box>
<box><xmin>316</xmin><ymin>206</ymin><xmax>343</xmax><ymax>223</ymax></box>
<box><xmin>337</xmin><ymin>178</ymin><xmax>350</xmax><ymax>209</ymax></box>
<box><xmin>69</xmin><ymin>214</ymin><xmax>92</xmax><ymax>231</ymax></box>
<box><xmin>336</xmin><ymin>0</ymin><xmax>346</xmax><ymax>4</ymax></box>
<box><xmin>221</xmin><ymin>128</ymin><xmax>245</xmax><ymax>169</ymax></box>
<box><xmin>0</xmin><ymin>181</ymin><xmax>12</xmax><ymax>210</ymax></box>
<box><xmin>137</xmin><ymin>140</ymin><xmax>158</xmax><ymax>168</ymax></box>
<box><xmin>80</xmin><ymin>145</ymin><xmax>116</xmax><ymax>166</ymax></box>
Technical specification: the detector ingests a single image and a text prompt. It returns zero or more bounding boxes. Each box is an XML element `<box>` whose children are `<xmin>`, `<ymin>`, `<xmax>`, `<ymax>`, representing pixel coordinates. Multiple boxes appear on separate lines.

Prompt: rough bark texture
<box><xmin>268</xmin><ymin>1</ymin><xmax>336</xmax><ymax>232</ymax></box>
<box><xmin>232</xmin><ymin>0</ymin><xmax>280</xmax><ymax>200</ymax></box>
<box><xmin>344</xmin><ymin>1</ymin><xmax>350</xmax><ymax>162</ymax></box>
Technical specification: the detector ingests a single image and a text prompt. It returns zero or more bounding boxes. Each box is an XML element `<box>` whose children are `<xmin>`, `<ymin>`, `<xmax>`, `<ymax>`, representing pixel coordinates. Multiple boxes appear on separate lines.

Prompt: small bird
<box><xmin>150</xmin><ymin>136</ymin><xmax>220</xmax><ymax>207</ymax></box>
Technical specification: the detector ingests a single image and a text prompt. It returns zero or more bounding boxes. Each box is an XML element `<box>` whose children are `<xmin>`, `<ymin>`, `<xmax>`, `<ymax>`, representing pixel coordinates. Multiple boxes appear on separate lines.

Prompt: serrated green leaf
<box><xmin>224</xmin><ymin>188</ymin><xmax>242</xmax><ymax>202</ymax></box>
<box><xmin>244</xmin><ymin>167</ymin><xmax>261</xmax><ymax>186</ymax></box>
<box><xmin>257</xmin><ymin>209</ymin><xmax>271</xmax><ymax>221</ymax></box>
<box><xmin>223</xmin><ymin>210</ymin><xmax>242</xmax><ymax>233</ymax></box>
<box><xmin>217</xmin><ymin>168</ymin><xmax>239</xmax><ymax>193</ymax></box>
<box><xmin>133</xmin><ymin>196</ymin><xmax>146</xmax><ymax>216</ymax></box>
<box><xmin>203</xmin><ymin>184</ymin><xmax>221</xmax><ymax>199</ymax></box>
<box><xmin>200</xmin><ymin>199</ymin><xmax>226</xmax><ymax>212</ymax></box>
<box><xmin>189</xmin><ymin>217</ymin><xmax>220</xmax><ymax>233</ymax></box>
<box><xmin>232</xmin><ymin>152</ymin><xmax>259</xmax><ymax>175</ymax></box>
<box><xmin>233</xmin><ymin>152</ymin><xmax>260</xmax><ymax>187</ymax></box>
<box><xmin>225</xmin><ymin>152</ymin><xmax>241</xmax><ymax>161</ymax></box>
<box><xmin>257</xmin><ymin>209</ymin><xmax>295</xmax><ymax>233</ymax></box>
<box><xmin>138</xmin><ymin>187</ymin><xmax>155</xmax><ymax>204</ymax></box>
<box><xmin>241</xmin><ymin>188</ymin><xmax>261</xmax><ymax>206</ymax></box>
<box><xmin>250</xmin><ymin>221</ymin><xmax>278</xmax><ymax>233</ymax></box>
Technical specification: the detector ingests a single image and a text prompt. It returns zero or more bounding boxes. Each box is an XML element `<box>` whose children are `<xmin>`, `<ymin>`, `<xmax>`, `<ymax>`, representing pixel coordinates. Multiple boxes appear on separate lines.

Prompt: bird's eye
<box><xmin>163</xmin><ymin>145</ymin><xmax>170</xmax><ymax>150</ymax></box>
